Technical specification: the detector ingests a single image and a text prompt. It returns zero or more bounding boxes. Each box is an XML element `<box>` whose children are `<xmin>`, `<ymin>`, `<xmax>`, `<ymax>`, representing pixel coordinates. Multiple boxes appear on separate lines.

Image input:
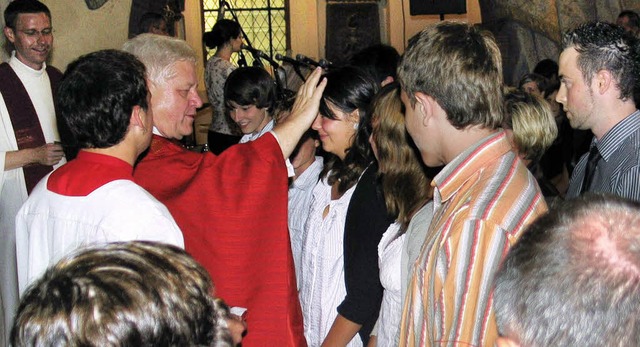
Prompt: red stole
<box><xmin>134</xmin><ymin>135</ymin><xmax>306</xmax><ymax>347</ymax></box>
<box><xmin>0</xmin><ymin>63</ymin><xmax>62</xmax><ymax>194</ymax></box>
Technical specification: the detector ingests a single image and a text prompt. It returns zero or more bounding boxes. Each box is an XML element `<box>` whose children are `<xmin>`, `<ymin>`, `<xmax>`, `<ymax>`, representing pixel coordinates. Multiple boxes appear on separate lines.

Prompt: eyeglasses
<box><xmin>17</xmin><ymin>28</ymin><xmax>53</xmax><ymax>37</ymax></box>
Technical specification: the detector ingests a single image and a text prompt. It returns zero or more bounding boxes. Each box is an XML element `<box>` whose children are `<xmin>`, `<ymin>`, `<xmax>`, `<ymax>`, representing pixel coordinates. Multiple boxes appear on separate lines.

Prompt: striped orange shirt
<box><xmin>399</xmin><ymin>131</ymin><xmax>547</xmax><ymax>346</ymax></box>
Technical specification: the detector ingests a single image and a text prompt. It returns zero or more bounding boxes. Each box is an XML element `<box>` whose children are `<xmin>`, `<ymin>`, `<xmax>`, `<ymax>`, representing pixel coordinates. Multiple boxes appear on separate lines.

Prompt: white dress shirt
<box><xmin>299</xmin><ymin>176</ymin><xmax>361</xmax><ymax>347</ymax></box>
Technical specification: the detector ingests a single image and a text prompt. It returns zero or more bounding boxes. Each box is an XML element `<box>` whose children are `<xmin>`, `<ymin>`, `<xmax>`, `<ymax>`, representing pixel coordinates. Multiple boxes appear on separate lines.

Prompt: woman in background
<box><xmin>204</xmin><ymin>19</ymin><xmax>243</xmax><ymax>154</ymax></box>
<box><xmin>503</xmin><ymin>88</ymin><xmax>559</xmax><ymax>202</ymax></box>
<box><xmin>367</xmin><ymin>83</ymin><xmax>432</xmax><ymax>346</ymax></box>
<box><xmin>299</xmin><ymin>66</ymin><xmax>393</xmax><ymax>346</ymax></box>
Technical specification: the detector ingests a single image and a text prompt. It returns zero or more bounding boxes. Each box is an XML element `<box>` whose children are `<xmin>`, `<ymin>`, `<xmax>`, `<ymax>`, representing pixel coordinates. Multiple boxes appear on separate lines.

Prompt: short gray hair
<box><xmin>494</xmin><ymin>194</ymin><xmax>640</xmax><ymax>346</ymax></box>
<box><xmin>123</xmin><ymin>33</ymin><xmax>197</xmax><ymax>84</ymax></box>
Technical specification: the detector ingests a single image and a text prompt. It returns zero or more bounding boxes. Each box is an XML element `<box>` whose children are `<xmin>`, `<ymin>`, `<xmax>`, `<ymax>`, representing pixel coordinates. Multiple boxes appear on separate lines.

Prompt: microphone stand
<box><xmin>272</xmin><ymin>65</ymin><xmax>295</xmax><ymax>104</ymax></box>
<box><xmin>220</xmin><ymin>0</ymin><xmax>263</xmax><ymax>68</ymax></box>
<box><xmin>273</xmin><ymin>65</ymin><xmax>291</xmax><ymax>104</ymax></box>
<box><xmin>292</xmin><ymin>65</ymin><xmax>306</xmax><ymax>83</ymax></box>
<box><xmin>248</xmin><ymin>49</ymin><xmax>294</xmax><ymax>103</ymax></box>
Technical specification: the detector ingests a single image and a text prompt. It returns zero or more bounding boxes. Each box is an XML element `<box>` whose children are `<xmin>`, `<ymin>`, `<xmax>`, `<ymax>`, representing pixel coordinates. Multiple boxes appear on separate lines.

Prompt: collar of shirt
<box><xmin>291</xmin><ymin>156</ymin><xmax>323</xmax><ymax>190</ymax></box>
<box><xmin>240</xmin><ymin>119</ymin><xmax>275</xmax><ymax>143</ymax></box>
<box><xmin>47</xmin><ymin>150</ymin><xmax>134</xmax><ymax>196</ymax></box>
<box><xmin>592</xmin><ymin>110</ymin><xmax>640</xmax><ymax>162</ymax></box>
<box><xmin>152</xmin><ymin>126</ymin><xmax>163</xmax><ymax>137</ymax></box>
<box><xmin>433</xmin><ymin>131</ymin><xmax>513</xmax><ymax>203</ymax></box>
<box><xmin>9</xmin><ymin>50</ymin><xmax>46</xmax><ymax>76</ymax></box>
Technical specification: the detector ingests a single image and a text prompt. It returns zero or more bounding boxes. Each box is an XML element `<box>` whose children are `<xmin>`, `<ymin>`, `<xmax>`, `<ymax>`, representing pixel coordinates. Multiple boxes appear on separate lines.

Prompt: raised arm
<box><xmin>272</xmin><ymin>67</ymin><xmax>326</xmax><ymax>158</ymax></box>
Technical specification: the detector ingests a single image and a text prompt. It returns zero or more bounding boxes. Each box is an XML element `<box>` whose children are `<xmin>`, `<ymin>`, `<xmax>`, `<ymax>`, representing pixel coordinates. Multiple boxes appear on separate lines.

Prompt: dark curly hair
<box><xmin>562</xmin><ymin>21</ymin><xmax>640</xmax><ymax>102</ymax></box>
<box><xmin>57</xmin><ymin>49</ymin><xmax>148</xmax><ymax>150</ymax></box>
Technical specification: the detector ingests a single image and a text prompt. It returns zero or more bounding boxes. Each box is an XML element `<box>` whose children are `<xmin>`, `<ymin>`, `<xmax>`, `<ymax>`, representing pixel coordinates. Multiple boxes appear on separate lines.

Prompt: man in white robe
<box><xmin>0</xmin><ymin>1</ymin><xmax>64</xmax><ymax>340</ymax></box>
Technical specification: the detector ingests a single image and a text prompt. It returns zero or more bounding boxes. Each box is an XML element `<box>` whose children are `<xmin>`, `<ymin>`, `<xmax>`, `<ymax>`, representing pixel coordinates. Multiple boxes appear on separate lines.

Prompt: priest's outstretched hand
<box><xmin>272</xmin><ymin>67</ymin><xmax>327</xmax><ymax>158</ymax></box>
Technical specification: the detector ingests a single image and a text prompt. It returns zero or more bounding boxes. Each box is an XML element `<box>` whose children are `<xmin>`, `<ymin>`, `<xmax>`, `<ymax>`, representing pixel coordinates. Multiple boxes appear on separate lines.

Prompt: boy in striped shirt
<box><xmin>397</xmin><ymin>21</ymin><xmax>548</xmax><ymax>346</ymax></box>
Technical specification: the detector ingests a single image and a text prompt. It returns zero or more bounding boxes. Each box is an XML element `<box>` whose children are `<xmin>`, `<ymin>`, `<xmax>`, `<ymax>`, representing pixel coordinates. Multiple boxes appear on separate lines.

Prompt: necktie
<box><xmin>580</xmin><ymin>145</ymin><xmax>602</xmax><ymax>194</ymax></box>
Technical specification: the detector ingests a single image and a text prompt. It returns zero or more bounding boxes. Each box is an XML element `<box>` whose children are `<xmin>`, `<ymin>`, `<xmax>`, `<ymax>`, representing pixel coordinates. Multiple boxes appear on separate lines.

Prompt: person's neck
<box><xmin>293</xmin><ymin>156</ymin><xmax>315</xmax><ymax>179</ymax></box>
<box><xmin>259</xmin><ymin>115</ymin><xmax>272</xmax><ymax>130</ymax></box>
<box><xmin>249</xmin><ymin>114</ymin><xmax>272</xmax><ymax>137</ymax></box>
<box><xmin>591</xmin><ymin>101</ymin><xmax>637</xmax><ymax>140</ymax></box>
<box><xmin>442</xmin><ymin>125</ymin><xmax>499</xmax><ymax>164</ymax></box>
<box><xmin>83</xmin><ymin>144</ymin><xmax>137</xmax><ymax>166</ymax></box>
<box><xmin>11</xmin><ymin>51</ymin><xmax>44</xmax><ymax>71</ymax></box>
<box><xmin>215</xmin><ymin>45</ymin><xmax>233</xmax><ymax>61</ymax></box>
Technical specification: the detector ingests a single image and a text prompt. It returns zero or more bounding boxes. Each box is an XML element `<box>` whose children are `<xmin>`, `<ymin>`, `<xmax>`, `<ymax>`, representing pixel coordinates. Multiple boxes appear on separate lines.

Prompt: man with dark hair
<box><xmin>494</xmin><ymin>194</ymin><xmax>640</xmax><ymax>346</ymax></box>
<box><xmin>349</xmin><ymin>43</ymin><xmax>400</xmax><ymax>86</ymax></box>
<box><xmin>0</xmin><ymin>0</ymin><xmax>64</xmax><ymax>339</ymax></box>
<box><xmin>617</xmin><ymin>10</ymin><xmax>640</xmax><ymax>36</ymax></box>
<box><xmin>558</xmin><ymin>22</ymin><xmax>640</xmax><ymax>201</ymax></box>
<box><xmin>397</xmin><ymin>22</ymin><xmax>547</xmax><ymax>346</ymax></box>
<box><xmin>15</xmin><ymin>50</ymin><xmax>183</xmax><ymax>295</ymax></box>
<box><xmin>12</xmin><ymin>241</ymin><xmax>236</xmax><ymax>346</ymax></box>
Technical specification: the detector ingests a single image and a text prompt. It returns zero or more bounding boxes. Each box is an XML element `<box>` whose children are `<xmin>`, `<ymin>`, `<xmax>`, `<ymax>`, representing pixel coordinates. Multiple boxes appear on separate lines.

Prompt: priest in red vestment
<box><xmin>124</xmin><ymin>34</ymin><xmax>326</xmax><ymax>347</ymax></box>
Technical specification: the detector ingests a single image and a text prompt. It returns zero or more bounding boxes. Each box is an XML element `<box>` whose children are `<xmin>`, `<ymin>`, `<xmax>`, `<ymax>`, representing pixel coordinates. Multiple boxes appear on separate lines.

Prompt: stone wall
<box><xmin>480</xmin><ymin>0</ymin><xmax>640</xmax><ymax>85</ymax></box>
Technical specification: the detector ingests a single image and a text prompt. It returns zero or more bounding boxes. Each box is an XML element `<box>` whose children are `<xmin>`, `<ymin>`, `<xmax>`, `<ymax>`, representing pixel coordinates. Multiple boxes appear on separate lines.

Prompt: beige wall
<box><xmin>46</xmin><ymin>0</ymin><xmax>132</xmax><ymax>70</ymax></box>
<box><xmin>2</xmin><ymin>0</ymin><xmax>131</xmax><ymax>68</ymax></box>
<box><xmin>183</xmin><ymin>0</ymin><xmax>206</xmax><ymax>98</ymax></box>
<box><xmin>288</xmin><ymin>0</ymin><xmax>482</xmax><ymax>60</ymax></box>
<box><xmin>1</xmin><ymin>0</ymin><xmax>480</xmax><ymax>81</ymax></box>
<box><xmin>290</xmin><ymin>0</ymin><xmax>321</xmax><ymax>58</ymax></box>
<box><xmin>42</xmin><ymin>0</ymin><xmax>132</xmax><ymax>70</ymax></box>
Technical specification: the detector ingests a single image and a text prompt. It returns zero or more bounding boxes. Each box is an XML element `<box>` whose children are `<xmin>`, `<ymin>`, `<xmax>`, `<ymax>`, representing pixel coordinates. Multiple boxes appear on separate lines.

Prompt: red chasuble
<box><xmin>134</xmin><ymin>134</ymin><xmax>306</xmax><ymax>347</ymax></box>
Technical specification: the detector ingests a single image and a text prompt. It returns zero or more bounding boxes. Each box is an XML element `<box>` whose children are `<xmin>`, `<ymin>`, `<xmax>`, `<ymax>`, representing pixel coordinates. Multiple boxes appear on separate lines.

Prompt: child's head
<box><xmin>224</xmin><ymin>67</ymin><xmax>277</xmax><ymax>135</ymax></box>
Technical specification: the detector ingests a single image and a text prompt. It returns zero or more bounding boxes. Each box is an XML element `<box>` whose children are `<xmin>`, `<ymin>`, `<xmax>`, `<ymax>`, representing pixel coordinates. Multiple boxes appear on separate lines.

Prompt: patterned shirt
<box><xmin>205</xmin><ymin>56</ymin><xmax>241</xmax><ymax>135</ymax></box>
<box><xmin>566</xmin><ymin>110</ymin><xmax>640</xmax><ymax>201</ymax></box>
<box><xmin>399</xmin><ymin>131</ymin><xmax>547</xmax><ymax>347</ymax></box>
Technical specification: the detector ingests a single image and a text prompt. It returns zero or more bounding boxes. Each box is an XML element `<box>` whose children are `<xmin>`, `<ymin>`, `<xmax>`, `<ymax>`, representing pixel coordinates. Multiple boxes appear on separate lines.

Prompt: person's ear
<box><xmin>496</xmin><ymin>336</ymin><xmax>521</xmax><ymax>347</ymax></box>
<box><xmin>130</xmin><ymin>105</ymin><xmax>148</xmax><ymax>133</ymax></box>
<box><xmin>414</xmin><ymin>91</ymin><xmax>433</xmax><ymax>127</ymax></box>
<box><xmin>381</xmin><ymin>76</ymin><xmax>395</xmax><ymax>87</ymax></box>
<box><xmin>3</xmin><ymin>27</ymin><xmax>16</xmax><ymax>44</ymax></box>
<box><xmin>349</xmin><ymin>109</ymin><xmax>360</xmax><ymax>125</ymax></box>
<box><xmin>595</xmin><ymin>69</ymin><xmax>613</xmax><ymax>95</ymax></box>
